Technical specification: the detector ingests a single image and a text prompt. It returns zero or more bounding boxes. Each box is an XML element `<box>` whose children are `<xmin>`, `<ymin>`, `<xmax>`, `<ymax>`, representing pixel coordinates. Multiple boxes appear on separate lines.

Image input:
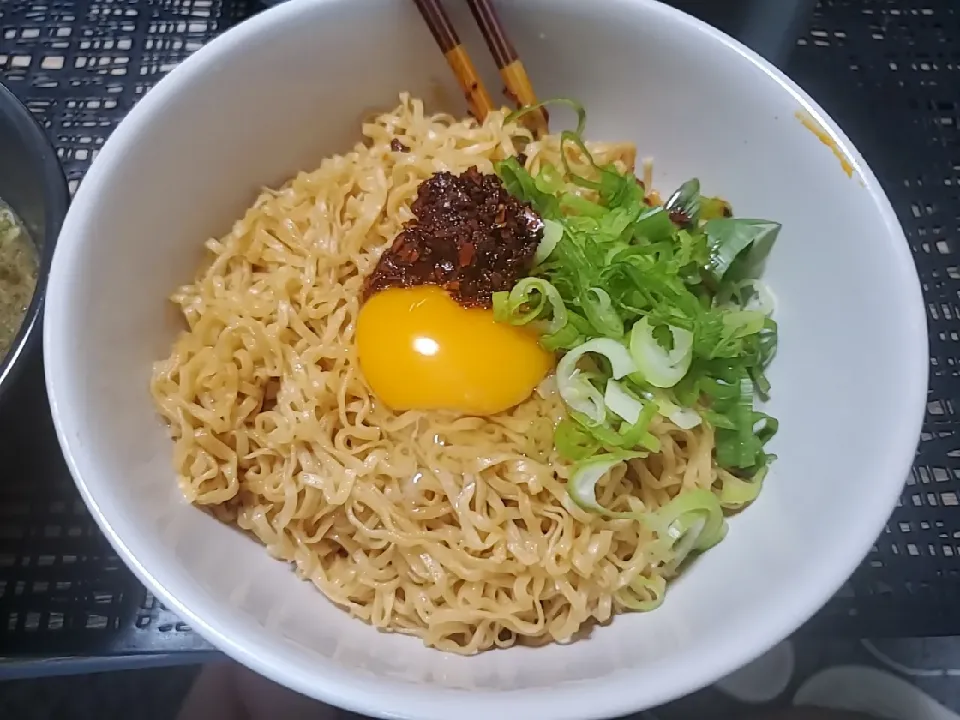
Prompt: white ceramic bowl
<box><xmin>43</xmin><ymin>1</ymin><xmax>928</xmax><ymax>718</ymax></box>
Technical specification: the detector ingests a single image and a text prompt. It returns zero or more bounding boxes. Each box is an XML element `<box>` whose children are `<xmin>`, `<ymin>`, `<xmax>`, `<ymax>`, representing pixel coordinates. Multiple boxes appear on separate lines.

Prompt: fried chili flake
<box><xmin>668</xmin><ymin>207</ymin><xmax>692</xmax><ymax>226</ymax></box>
<box><xmin>363</xmin><ymin>166</ymin><xmax>543</xmax><ymax>308</ymax></box>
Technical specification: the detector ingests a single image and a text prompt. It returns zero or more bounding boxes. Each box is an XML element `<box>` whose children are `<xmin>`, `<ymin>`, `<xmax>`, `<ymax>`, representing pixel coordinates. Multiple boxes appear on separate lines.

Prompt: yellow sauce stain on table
<box><xmin>795</xmin><ymin>110</ymin><xmax>855</xmax><ymax>178</ymax></box>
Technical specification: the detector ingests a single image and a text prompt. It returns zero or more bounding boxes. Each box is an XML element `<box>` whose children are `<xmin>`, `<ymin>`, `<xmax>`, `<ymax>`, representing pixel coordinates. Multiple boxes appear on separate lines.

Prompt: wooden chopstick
<box><xmin>412</xmin><ymin>0</ymin><xmax>495</xmax><ymax>121</ymax></box>
<box><xmin>465</xmin><ymin>0</ymin><xmax>549</xmax><ymax>136</ymax></box>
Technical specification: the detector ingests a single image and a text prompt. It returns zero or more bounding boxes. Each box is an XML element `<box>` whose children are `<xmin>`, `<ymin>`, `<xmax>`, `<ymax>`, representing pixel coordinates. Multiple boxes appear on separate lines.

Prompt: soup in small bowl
<box><xmin>0</xmin><ymin>82</ymin><xmax>68</xmax><ymax>398</ymax></box>
<box><xmin>0</xmin><ymin>203</ymin><xmax>39</xmax><ymax>357</ymax></box>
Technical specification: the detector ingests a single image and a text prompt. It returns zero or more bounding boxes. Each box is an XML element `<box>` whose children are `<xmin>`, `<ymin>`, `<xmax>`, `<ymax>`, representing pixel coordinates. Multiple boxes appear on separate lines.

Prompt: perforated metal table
<box><xmin>0</xmin><ymin>0</ymin><xmax>956</xmax><ymax>676</ymax></box>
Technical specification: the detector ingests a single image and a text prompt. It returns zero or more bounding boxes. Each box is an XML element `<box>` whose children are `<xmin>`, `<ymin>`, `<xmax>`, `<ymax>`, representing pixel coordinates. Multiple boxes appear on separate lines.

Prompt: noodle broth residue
<box><xmin>151</xmin><ymin>95</ymin><xmax>718</xmax><ymax>654</ymax></box>
<box><xmin>0</xmin><ymin>203</ymin><xmax>38</xmax><ymax>358</ymax></box>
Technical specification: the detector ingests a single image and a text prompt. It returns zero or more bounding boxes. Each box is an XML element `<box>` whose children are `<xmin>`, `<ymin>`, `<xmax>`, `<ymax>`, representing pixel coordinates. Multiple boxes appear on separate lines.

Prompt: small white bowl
<box><xmin>43</xmin><ymin>1</ymin><xmax>928</xmax><ymax>718</ymax></box>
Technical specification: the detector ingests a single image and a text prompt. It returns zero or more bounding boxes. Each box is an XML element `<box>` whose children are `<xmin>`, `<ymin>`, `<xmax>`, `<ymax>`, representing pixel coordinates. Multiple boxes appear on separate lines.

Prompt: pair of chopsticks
<box><xmin>412</xmin><ymin>0</ymin><xmax>549</xmax><ymax>137</ymax></box>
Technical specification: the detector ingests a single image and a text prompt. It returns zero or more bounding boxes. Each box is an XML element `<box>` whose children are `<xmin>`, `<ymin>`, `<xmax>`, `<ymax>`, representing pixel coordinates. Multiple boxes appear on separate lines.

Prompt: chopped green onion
<box><xmin>493</xmin><ymin>157</ymin><xmax>560</xmax><ymax>219</ymax></box>
<box><xmin>561</xmin><ymin>193</ymin><xmax>606</xmax><ymax>218</ymax></box>
<box><xmin>493</xmin><ymin>277</ymin><xmax>568</xmax><ymax>335</ymax></box>
<box><xmin>567</xmin><ymin>452</ymin><xmax>643</xmax><ymax>515</ymax></box>
<box><xmin>715</xmin><ymin>375</ymin><xmax>757</xmax><ymax>469</ymax></box>
<box><xmin>714</xmin><ymin>279</ymin><xmax>776</xmax><ymax>317</ymax></box>
<box><xmin>669</xmin><ymin>407</ymin><xmax>702</xmax><ymax>430</ymax></box>
<box><xmin>541</xmin><ymin>321</ymin><xmax>582</xmax><ymax>352</ymax></box>
<box><xmin>655</xmin><ymin>489</ymin><xmax>726</xmax><ymax>548</ymax></box>
<box><xmin>743</xmin><ymin>280</ymin><xmax>777</xmax><ymax>316</ymax></box>
<box><xmin>534</xmin><ymin>163</ymin><xmax>564</xmax><ymax>195</ymax></box>
<box><xmin>717</xmin><ymin>466</ymin><xmax>767</xmax><ymax>510</ymax></box>
<box><xmin>535</xmin><ymin>373</ymin><xmax>558</xmax><ymax>399</ymax></box>
<box><xmin>557</xmin><ymin>371</ymin><xmax>603</xmax><ymax>424</ymax></box>
<box><xmin>534</xmin><ymin>218</ymin><xmax>564</xmax><ymax>266</ymax></box>
<box><xmin>616</xmin><ymin>573</ymin><xmax>666</xmax><ymax>612</ymax></box>
<box><xmin>570</xmin><ymin>402</ymin><xmax>660</xmax><ymax>454</ymax></box>
<box><xmin>704</xmin><ymin>218</ymin><xmax>782</xmax><ymax>282</ymax></box>
<box><xmin>505</xmin><ymin>98</ymin><xmax>587</xmax><ymax>137</ymax></box>
<box><xmin>558</xmin><ymin>130</ymin><xmax>604</xmax><ymax>190</ymax></box>
<box><xmin>604</xmin><ymin>380</ymin><xmax>645</xmax><ymax>424</ymax></box>
<box><xmin>633</xmin><ymin>206</ymin><xmax>675</xmax><ymax>243</ymax></box>
<box><xmin>652</xmin><ymin>489</ymin><xmax>727</xmax><ymax>573</ymax></box>
<box><xmin>722</xmin><ymin>309</ymin><xmax>767</xmax><ymax>340</ymax></box>
<box><xmin>582</xmin><ymin>287</ymin><xmax>624</xmax><ymax>338</ymax></box>
<box><xmin>629</xmin><ymin>317</ymin><xmax>693</xmax><ymax>388</ymax></box>
<box><xmin>554</xmin><ymin>417</ymin><xmax>602</xmax><ymax>461</ymax></box>
<box><xmin>667</xmin><ymin>515</ymin><xmax>706</xmax><ymax>572</ymax></box>
<box><xmin>653</xmin><ymin>393</ymin><xmax>702</xmax><ymax>430</ymax></box>
<box><xmin>750</xmin><ymin>283</ymin><xmax>777</xmax><ymax>316</ymax></box>
<box><xmin>493</xmin><ymin>100</ymin><xmax>780</xmax><ymax>493</ymax></box>
<box><xmin>557</xmin><ymin>338</ymin><xmax>636</xmax><ymax>423</ymax></box>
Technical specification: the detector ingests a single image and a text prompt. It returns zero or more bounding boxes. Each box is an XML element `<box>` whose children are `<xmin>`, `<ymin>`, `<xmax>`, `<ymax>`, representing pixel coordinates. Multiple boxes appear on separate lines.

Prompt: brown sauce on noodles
<box><xmin>362</xmin><ymin>166</ymin><xmax>542</xmax><ymax>308</ymax></box>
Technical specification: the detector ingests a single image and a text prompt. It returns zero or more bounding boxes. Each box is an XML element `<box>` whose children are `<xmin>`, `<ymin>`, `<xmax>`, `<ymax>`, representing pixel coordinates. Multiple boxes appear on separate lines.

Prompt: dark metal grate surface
<box><xmin>0</xmin><ymin>0</ymin><xmax>955</xmax><ymax>664</ymax></box>
<box><xmin>788</xmin><ymin>0</ymin><xmax>960</xmax><ymax>637</ymax></box>
<box><xmin>0</xmin><ymin>0</ymin><xmax>252</xmax><ymax>661</ymax></box>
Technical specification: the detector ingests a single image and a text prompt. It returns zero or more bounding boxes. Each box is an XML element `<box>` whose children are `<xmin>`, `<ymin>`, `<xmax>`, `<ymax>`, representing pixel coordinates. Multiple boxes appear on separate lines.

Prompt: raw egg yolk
<box><xmin>356</xmin><ymin>285</ymin><xmax>554</xmax><ymax>415</ymax></box>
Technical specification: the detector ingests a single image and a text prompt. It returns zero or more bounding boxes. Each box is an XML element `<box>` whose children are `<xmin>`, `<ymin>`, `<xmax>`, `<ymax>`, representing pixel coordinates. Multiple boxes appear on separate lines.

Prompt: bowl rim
<box><xmin>43</xmin><ymin>1</ymin><xmax>929</xmax><ymax>718</ymax></box>
<box><xmin>0</xmin><ymin>81</ymin><xmax>69</xmax><ymax>399</ymax></box>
